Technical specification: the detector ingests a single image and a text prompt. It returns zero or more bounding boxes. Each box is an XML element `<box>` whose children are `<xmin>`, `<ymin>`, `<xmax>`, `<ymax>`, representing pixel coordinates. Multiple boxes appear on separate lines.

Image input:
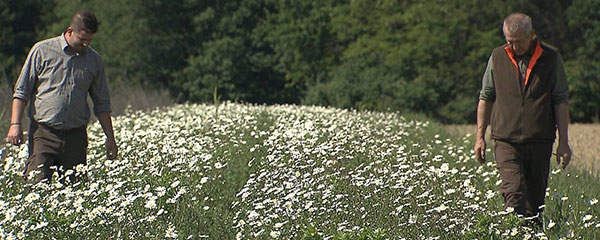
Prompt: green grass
<box><xmin>0</xmin><ymin>102</ymin><xmax>598</xmax><ymax>239</ymax></box>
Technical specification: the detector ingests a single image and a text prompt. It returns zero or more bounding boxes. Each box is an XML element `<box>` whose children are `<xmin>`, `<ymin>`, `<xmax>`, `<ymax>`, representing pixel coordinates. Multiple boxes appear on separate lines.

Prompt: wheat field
<box><xmin>444</xmin><ymin>124</ymin><xmax>600</xmax><ymax>177</ymax></box>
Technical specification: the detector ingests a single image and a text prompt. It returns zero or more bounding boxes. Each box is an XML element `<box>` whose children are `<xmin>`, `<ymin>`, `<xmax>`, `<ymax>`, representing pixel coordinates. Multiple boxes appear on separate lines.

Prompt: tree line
<box><xmin>1</xmin><ymin>0</ymin><xmax>599</xmax><ymax>123</ymax></box>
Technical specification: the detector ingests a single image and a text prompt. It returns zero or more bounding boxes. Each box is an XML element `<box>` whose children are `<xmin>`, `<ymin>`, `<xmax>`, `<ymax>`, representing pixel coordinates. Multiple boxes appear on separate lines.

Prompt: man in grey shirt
<box><xmin>6</xmin><ymin>10</ymin><xmax>118</xmax><ymax>183</ymax></box>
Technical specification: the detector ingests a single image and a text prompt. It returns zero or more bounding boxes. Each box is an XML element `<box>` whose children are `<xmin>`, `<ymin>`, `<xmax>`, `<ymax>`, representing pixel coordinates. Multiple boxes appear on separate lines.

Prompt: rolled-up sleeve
<box><xmin>479</xmin><ymin>55</ymin><xmax>496</xmax><ymax>102</ymax></box>
<box><xmin>13</xmin><ymin>45</ymin><xmax>41</xmax><ymax>101</ymax></box>
<box><xmin>89</xmin><ymin>58</ymin><xmax>111</xmax><ymax>116</ymax></box>
<box><xmin>551</xmin><ymin>52</ymin><xmax>568</xmax><ymax>105</ymax></box>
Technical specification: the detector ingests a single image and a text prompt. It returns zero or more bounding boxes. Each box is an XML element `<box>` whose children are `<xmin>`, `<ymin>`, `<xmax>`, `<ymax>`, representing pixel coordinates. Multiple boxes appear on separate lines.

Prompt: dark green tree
<box><xmin>39</xmin><ymin>0</ymin><xmax>197</xmax><ymax>91</ymax></box>
<box><xmin>0</xmin><ymin>0</ymin><xmax>52</xmax><ymax>89</ymax></box>
<box><xmin>258</xmin><ymin>0</ymin><xmax>342</xmax><ymax>93</ymax></box>
<box><xmin>306</xmin><ymin>0</ymin><xmax>509</xmax><ymax>123</ymax></box>
<box><xmin>174</xmin><ymin>0</ymin><xmax>300</xmax><ymax>104</ymax></box>
<box><xmin>4</xmin><ymin>0</ymin><xmax>597</xmax><ymax>123</ymax></box>
<box><xmin>565</xmin><ymin>0</ymin><xmax>600</xmax><ymax>122</ymax></box>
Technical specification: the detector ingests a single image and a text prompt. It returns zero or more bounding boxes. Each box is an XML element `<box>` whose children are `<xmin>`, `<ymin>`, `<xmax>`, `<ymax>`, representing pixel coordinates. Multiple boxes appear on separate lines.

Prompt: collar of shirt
<box><xmin>60</xmin><ymin>32</ymin><xmax>87</xmax><ymax>56</ymax></box>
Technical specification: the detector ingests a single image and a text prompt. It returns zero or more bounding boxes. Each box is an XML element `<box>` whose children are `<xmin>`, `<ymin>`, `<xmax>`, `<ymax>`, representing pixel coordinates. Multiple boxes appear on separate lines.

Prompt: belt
<box><xmin>34</xmin><ymin>121</ymin><xmax>86</xmax><ymax>134</ymax></box>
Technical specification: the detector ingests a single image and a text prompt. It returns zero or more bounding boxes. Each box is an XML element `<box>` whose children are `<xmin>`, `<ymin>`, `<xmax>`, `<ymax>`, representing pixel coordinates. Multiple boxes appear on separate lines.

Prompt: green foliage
<box><xmin>305</xmin><ymin>0</ymin><xmax>507</xmax><ymax>123</ymax></box>
<box><xmin>301</xmin><ymin>226</ymin><xmax>323</xmax><ymax>240</ymax></box>
<box><xmin>565</xmin><ymin>60</ymin><xmax>600</xmax><ymax>122</ymax></box>
<box><xmin>1</xmin><ymin>59</ymin><xmax>13</xmax><ymax>137</ymax></box>
<box><xmin>259</xmin><ymin>0</ymin><xmax>341</xmax><ymax>89</ymax></box>
<box><xmin>0</xmin><ymin>0</ymin><xmax>52</xmax><ymax>89</ymax></box>
<box><xmin>1</xmin><ymin>0</ymin><xmax>600</xmax><ymax>122</ymax></box>
<box><xmin>302</xmin><ymin>227</ymin><xmax>387</xmax><ymax>240</ymax></box>
<box><xmin>544</xmin><ymin>167</ymin><xmax>600</xmax><ymax>238</ymax></box>
<box><xmin>464</xmin><ymin>213</ymin><xmax>526</xmax><ymax>239</ymax></box>
<box><xmin>173</xmin><ymin>0</ymin><xmax>300</xmax><ymax>104</ymax></box>
<box><xmin>0</xmin><ymin>108</ymin><xmax>7</xmax><ymax>138</ymax></box>
<box><xmin>565</xmin><ymin>0</ymin><xmax>600</xmax><ymax>122</ymax></box>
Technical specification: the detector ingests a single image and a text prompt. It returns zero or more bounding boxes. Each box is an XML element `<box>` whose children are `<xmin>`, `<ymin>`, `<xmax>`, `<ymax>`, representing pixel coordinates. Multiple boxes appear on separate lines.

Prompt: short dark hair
<box><xmin>70</xmin><ymin>10</ymin><xmax>99</xmax><ymax>33</ymax></box>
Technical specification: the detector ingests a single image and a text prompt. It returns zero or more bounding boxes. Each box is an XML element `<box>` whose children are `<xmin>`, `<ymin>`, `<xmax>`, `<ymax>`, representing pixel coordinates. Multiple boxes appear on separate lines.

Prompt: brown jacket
<box><xmin>490</xmin><ymin>40</ymin><xmax>558</xmax><ymax>143</ymax></box>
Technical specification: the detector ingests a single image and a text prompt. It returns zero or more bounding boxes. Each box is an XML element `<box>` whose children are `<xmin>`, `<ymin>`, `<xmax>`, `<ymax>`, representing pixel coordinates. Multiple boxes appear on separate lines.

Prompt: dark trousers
<box><xmin>494</xmin><ymin>140</ymin><xmax>553</xmax><ymax>217</ymax></box>
<box><xmin>24</xmin><ymin>122</ymin><xmax>87</xmax><ymax>183</ymax></box>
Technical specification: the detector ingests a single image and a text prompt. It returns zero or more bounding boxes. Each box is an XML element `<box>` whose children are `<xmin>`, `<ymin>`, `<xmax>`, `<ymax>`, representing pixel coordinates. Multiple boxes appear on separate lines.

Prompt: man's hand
<box><xmin>474</xmin><ymin>137</ymin><xmax>487</xmax><ymax>164</ymax></box>
<box><xmin>7</xmin><ymin>98</ymin><xmax>27</xmax><ymax>146</ymax></box>
<box><xmin>106</xmin><ymin>138</ymin><xmax>118</xmax><ymax>160</ymax></box>
<box><xmin>6</xmin><ymin>124</ymin><xmax>24</xmax><ymax>145</ymax></box>
<box><xmin>97</xmin><ymin>111</ymin><xmax>117</xmax><ymax>160</ymax></box>
<box><xmin>475</xmin><ymin>100</ymin><xmax>492</xmax><ymax>165</ymax></box>
<box><xmin>556</xmin><ymin>142</ymin><xmax>572</xmax><ymax>169</ymax></box>
<box><xmin>553</xmin><ymin>103</ymin><xmax>571</xmax><ymax>170</ymax></box>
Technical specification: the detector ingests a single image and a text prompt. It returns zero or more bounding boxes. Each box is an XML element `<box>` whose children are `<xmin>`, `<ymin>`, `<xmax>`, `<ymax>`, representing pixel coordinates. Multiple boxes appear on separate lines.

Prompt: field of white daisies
<box><xmin>0</xmin><ymin>102</ymin><xmax>598</xmax><ymax>239</ymax></box>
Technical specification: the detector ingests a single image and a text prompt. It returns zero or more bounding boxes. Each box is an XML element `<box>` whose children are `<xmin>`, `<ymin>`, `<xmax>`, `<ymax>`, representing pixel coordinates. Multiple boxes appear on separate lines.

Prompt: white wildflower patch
<box><xmin>165</xmin><ymin>223</ymin><xmax>178</xmax><ymax>239</ymax></box>
<box><xmin>498</xmin><ymin>207</ymin><xmax>515</xmax><ymax>215</ymax></box>
<box><xmin>582</xmin><ymin>214</ymin><xmax>592</xmax><ymax>223</ymax></box>
<box><xmin>270</xmin><ymin>230</ymin><xmax>280</xmax><ymax>238</ymax></box>
<box><xmin>547</xmin><ymin>219</ymin><xmax>555</xmax><ymax>229</ymax></box>
<box><xmin>434</xmin><ymin>204</ymin><xmax>448</xmax><ymax>212</ymax></box>
<box><xmin>0</xmin><ymin>102</ymin><xmax>596</xmax><ymax>239</ymax></box>
<box><xmin>145</xmin><ymin>199</ymin><xmax>157</xmax><ymax>209</ymax></box>
<box><xmin>24</xmin><ymin>193</ymin><xmax>40</xmax><ymax>203</ymax></box>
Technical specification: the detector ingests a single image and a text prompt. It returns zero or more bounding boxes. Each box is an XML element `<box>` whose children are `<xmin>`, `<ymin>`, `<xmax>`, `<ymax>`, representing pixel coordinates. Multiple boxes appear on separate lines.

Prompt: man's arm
<box><xmin>6</xmin><ymin>98</ymin><xmax>27</xmax><ymax>145</ymax></box>
<box><xmin>97</xmin><ymin>112</ymin><xmax>118</xmax><ymax>160</ymax></box>
<box><xmin>8</xmin><ymin>43</ymin><xmax>40</xmax><ymax>145</ymax></box>
<box><xmin>554</xmin><ymin>103</ymin><xmax>571</xmax><ymax>169</ymax></box>
<box><xmin>474</xmin><ymin>100</ymin><xmax>493</xmax><ymax>163</ymax></box>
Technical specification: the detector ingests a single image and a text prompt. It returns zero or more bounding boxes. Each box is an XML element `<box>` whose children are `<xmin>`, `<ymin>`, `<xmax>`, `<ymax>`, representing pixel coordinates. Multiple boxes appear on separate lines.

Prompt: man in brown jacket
<box><xmin>474</xmin><ymin>13</ymin><xmax>572</xmax><ymax>222</ymax></box>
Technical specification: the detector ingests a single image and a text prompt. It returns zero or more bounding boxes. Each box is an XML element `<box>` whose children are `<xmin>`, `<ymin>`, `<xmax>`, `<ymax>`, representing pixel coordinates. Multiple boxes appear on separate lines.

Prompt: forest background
<box><xmin>1</xmin><ymin>0</ymin><xmax>599</xmax><ymax>127</ymax></box>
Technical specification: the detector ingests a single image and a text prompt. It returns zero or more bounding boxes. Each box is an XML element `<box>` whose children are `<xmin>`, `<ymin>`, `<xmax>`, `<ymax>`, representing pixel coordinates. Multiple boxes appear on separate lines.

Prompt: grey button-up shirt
<box><xmin>13</xmin><ymin>33</ymin><xmax>111</xmax><ymax>130</ymax></box>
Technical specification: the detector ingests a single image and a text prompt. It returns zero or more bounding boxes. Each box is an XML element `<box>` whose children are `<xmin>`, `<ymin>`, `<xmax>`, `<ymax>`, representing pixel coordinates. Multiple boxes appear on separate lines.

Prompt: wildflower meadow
<box><xmin>0</xmin><ymin>102</ymin><xmax>598</xmax><ymax>239</ymax></box>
